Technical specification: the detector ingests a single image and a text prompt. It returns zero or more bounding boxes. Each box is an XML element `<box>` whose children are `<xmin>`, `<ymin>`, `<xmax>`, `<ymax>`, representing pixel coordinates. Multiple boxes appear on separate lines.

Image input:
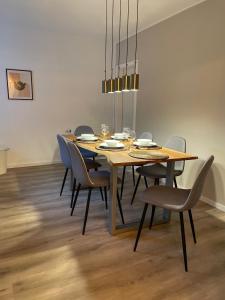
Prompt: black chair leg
<box><xmin>117</xmin><ymin>190</ymin><xmax>125</xmax><ymax>224</ymax></box>
<box><xmin>149</xmin><ymin>205</ymin><xmax>156</xmax><ymax>229</ymax></box>
<box><xmin>60</xmin><ymin>168</ymin><xmax>68</xmax><ymax>196</ymax></box>
<box><xmin>134</xmin><ymin>203</ymin><xmax>148</xmax><ymax>251</ymax></box>
<box><xmin>144</xmin><ymin>176</ymin><xmax>148</xmax><ymax>188</ymax></box>
<box><xmin>82</xmin><ymin>188</ymin><xmax>92</xmax><ymax>235</ymax></box>
<box><xmin>104</xmin><ymin>187</ymin><xmax>108</xmax><ymax>210</ymax></box>
<box><xmin>188</xmin><ymin>210</ymin><xmax>197</xmax><ymax>244</ymax></box>
<box><xmin>132</xmin><ymin>166</ymin><xmax>136</xmax><ymax>186</ymax></box>
<box><xmin>71</xmin><ymin>183</ymin><xmax>81</xmax><ymax>216</ymax></box>
<box><xmin>131</xmin><ymin>174</ymin><xmax>141</xmax><ymax>205</ymax></box>
<box><xmin>70</xmin><ymin>178</ymin><xmax>76</xmax><ymax>208</ymax></box>
<box><xmin>174</xmin><ymin>177</ymin><xmax>178</xmax><ymax>188</ymax></box>
<box><xmin>154</xmin><ymin>178</ymin><xmax>160</xmax><ymax>186</ymax></box>
<box><xmin>179</xmin><ymin>212</ymin><xmax>188</xmax><ymax>272</ymax></box>
<box><xmin>120</xmin><ymin>166</ymin><xmax>126</xmax><ymax>200</ymax></box>
<box><xmin>99</xmin><ymin>187</ymin><xmax>104</xmax><ymax>201</ymax></box>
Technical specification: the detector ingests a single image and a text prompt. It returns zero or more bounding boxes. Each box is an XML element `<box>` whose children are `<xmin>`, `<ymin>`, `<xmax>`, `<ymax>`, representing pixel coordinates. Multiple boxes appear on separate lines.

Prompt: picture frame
<box><xmin>6</xmin><ymin>69</ymin><xmax>33</xmax><ymax>100</ymax></box>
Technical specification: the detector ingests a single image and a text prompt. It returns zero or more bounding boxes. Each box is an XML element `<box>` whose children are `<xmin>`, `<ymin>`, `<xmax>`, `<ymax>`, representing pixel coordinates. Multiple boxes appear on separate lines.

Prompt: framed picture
<box><xmin>6</xmin><ymin>69</ymin><xmax>33</xmax><ymax>100</ymax></box>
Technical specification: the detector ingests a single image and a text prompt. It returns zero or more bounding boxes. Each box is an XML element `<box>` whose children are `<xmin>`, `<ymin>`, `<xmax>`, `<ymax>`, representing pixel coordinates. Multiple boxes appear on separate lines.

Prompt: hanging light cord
<box><xmin>134</xmin><ymin>0</ymin><xmax>139</xmax><ymax>74</ymax></box>
<box><xmin>104</xmin><ymin>0</ymin><xmax>108</xmax><ymax>81</ymax></box>
<box><xmin>111</xmin><ymin>0</ymin><xmax>114</xmax><ymax>79</ymax></box>
<box><xmin>117</xmin><ymin>0</ymin><xmax>121</xmax><ymax>77</ymax></box>
<box><xmin>125</xmin><ymin>0</ymin><xmax>130</xmax><ymax>75</ymax></box>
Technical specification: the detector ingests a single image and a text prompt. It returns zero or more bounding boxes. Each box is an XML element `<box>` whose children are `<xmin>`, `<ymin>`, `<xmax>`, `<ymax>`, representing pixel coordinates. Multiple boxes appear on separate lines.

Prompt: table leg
<box><xmin>109</xmin><ymin>165</ymin><xmax>118</xmax><ymax>235</ymax></box>
<box><xmin>163</xmin><ymin>161</ymin><xmax>175</xmax><ymax>222</ymax></box>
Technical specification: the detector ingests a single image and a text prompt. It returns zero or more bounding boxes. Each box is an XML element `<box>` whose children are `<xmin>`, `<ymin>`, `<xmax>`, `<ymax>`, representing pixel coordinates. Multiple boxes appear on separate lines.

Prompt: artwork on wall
<box><xmin>6</xmin><ymin>69</ymin><xmax>33</xmax><ymax>100</ymax></box>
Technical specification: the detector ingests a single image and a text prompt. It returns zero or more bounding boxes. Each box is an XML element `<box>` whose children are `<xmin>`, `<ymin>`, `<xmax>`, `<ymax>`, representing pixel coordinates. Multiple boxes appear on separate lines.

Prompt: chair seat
<box><xmin>141</xmin><ymin>186</ymin><xmax>191</xmax><ymax>212</ymax></box>
<box><xmin>89</xmin><ymin>171</ymin><xmax>121</xmax><ymax>188</ymax></box>
<box><xmin>79</xmin><ymin>147</ymin><xmax>97</xmax><ymax>159</ymax></box>
<box><xmin>89</xmin><ymin>170</ymin><xmax>110</xmax><ymax>187</ymax></box>
<box><xmin>84</xmin><ymin>159</ymin><xmax>101</xmax><ymax>170</ymax></box>
<box><xmin>136</xmin><ymin>164</ymin><xmax>182</xmax><ymax>178</ymax></box>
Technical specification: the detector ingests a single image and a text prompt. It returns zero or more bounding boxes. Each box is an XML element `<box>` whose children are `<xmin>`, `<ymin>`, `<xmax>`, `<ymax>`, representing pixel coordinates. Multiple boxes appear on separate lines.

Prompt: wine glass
<box><xmin>101</xmin><ymin>124</ymin><xmax>109</xmax><ymax>139</ymax></box>
<box><xmin>129</xmin><ymin>130</ymin><xmax>136</xmax><ymax>149</ymax></box>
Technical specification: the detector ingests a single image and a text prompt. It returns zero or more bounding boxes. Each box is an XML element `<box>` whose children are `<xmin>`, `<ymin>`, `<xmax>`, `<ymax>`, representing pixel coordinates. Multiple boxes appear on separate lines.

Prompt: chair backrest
<box><xmin>57</xmin><ymin>134</ymin><xmax>71</xmax><ymax>169</ymax></box>
<box><xmin>183</xmin><ymin>155</ymin><xmax>214</xmax><ymax>210</ymax></box>
<box><xmin>165</xmin><ymin>136</ymin><xmax>186</xmax><ymax>172</ymax></box>
<box><xmin>74</xmin><ymin>125</ymin><xmax>94</xmax><ymax>136</ymax></box>
<box><xmin>139</xmin><ymin>132</ymin><xmax>153</xmax><ymax>140</ymax></box>
<box><xmin>67</xmin><ymin>142</ymin><xmax>92</xmax><ymax>187</ymax></box>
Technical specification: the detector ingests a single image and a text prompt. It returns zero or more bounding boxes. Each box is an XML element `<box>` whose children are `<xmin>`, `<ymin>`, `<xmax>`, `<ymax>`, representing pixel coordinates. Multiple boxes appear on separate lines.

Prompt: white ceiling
<box><xmin>0</xmin><ymin>0</ymin><xmax>208</xmax><ymax>38</ymax></box>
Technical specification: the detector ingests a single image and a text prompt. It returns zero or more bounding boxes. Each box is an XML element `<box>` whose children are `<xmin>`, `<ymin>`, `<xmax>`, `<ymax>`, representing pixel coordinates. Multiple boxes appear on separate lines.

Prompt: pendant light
<box><xmin>131</xmin><ymin>0</ymin><xmax>139</xmax><ymax>91</ymax></box>
<box><xmin>102</xmin><ymin>0</ymin><xmax>108</xmax><ymax>93</ymax></box>
<box><xmin>122</xmin><ymin>0</ymin><xmax>130</xmax><ymax>92</ymax></box>
<box><xmin>108</xmin><ymin>0</ymin><xmax>115</xmax><ymax>94</ymax></box>
<box><xmin>115</xmin><ymin>0</ymin><xmax>122</xmax><ymax>93</ymax></box>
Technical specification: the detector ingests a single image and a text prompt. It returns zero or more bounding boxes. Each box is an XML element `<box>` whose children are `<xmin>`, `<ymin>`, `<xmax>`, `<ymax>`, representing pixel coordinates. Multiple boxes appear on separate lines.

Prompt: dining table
<box><xmin>66</xmin><ymin>134</ymin><xmax>198</xmax><ymax>235</ymax></box>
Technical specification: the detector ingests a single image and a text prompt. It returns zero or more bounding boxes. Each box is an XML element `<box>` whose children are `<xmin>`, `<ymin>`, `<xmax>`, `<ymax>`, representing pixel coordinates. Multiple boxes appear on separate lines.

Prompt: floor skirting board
<box><xmin>201</xmin><ymin>196</ymin><xmax>225</xmax><ymax>213</ymax></box>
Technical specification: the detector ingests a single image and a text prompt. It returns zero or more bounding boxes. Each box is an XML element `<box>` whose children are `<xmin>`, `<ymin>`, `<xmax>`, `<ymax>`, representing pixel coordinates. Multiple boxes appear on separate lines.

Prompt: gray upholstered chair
<box><xmin>57</xmin><ymin>135</ymin><xmax>101</xmax><ymax>206</ymax></box>
<box><xmin>67</xmin><ymin>142</ymin><xmax>124</xmax><ymax>234</ymax></box>
<box><xmin>74</xmin><ymin>125</ymin><xmax>97</xmax><ymax>160</ymax></box>
<box><xmin>120</xmin><ymin>131</ymin><xmax>153</xmax><ymax>200</ymax></box>
<box><xmin>131</xmin><ymin>136</ymin><xmax>186</xmax><ymax>205</ymax></box>
<box><xmin>133</xmin><ymin>155</ymin><xmax>214</xmax><ymax>272</ymax></box>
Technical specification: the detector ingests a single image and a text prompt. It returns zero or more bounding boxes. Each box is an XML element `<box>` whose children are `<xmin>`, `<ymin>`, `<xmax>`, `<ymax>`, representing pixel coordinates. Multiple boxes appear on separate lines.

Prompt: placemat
<box><xmin>129</xmin><ymin>150</ymin><xmax>169</xmax><ymax>160</ymax></box>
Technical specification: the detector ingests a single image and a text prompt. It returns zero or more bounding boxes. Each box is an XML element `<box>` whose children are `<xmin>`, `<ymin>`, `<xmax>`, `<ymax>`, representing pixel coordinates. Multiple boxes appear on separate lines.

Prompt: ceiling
<box><xmin>0</xmin><ymin>0</ymin><xmax>208</xmax><ymax>38</ymax></box>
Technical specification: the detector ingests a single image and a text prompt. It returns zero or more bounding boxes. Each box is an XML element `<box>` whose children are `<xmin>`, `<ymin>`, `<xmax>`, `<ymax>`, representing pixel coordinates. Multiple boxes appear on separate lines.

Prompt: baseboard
<box><xmin>7</xmin><ymin>155</ymin><xmax>106</xmax><ymax>169</ymax></box>
<box><xmin>200</xmin><ymin>196</ymin><xmax>225</xmax><ymax>213</ymax></box>
<box><xmin>8</xmin><ymin>160</ymin><xmax>62</xmax><ymax>169</ymax></box>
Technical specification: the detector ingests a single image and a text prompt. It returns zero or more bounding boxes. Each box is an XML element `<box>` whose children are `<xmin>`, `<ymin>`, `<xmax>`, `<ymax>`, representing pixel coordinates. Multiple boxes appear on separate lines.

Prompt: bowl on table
<box><xmin>134</xmin><ymin>139</ymin><xmax>156</xmax><ymax>147</ymax></box>
<box><xmin>112</xmin><ymin>133</ymin><xmax>129</xmax><ymax>140</ymax></box>
<box><xmin>78</xmin><ymin>134</ymin><xmax>98</xmax><ymax>141</ymax></box>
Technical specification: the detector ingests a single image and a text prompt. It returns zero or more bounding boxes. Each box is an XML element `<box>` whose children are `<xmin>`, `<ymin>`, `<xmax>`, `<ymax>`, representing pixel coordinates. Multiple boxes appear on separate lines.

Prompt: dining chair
<box><xmin>133</xmin><ymin>155</ymin><xmax>214</xmax><ymax>272</ymax></box>
<box><xmin>57</xmin><ymin>134</ymin><xmax>101</xmax><ymax>206</ymax></box>
<box><xmin>74</xmin><ymin>125</ymin><xmax>97</xmax><ymax>160</ymax></box>
<box><xmin>120</xmin><ymin>131</ymin><xmax>153</xmax><ymax>201</ymax></box>
<box><xmin>67</xmin><ymin>142</ymin><xmax>125</xmax><ymax>234</ymax></box>
<box><xmin>131</xmin><ymin>136</ymin><xmax>186</xmax><ymax>205</ymax></box>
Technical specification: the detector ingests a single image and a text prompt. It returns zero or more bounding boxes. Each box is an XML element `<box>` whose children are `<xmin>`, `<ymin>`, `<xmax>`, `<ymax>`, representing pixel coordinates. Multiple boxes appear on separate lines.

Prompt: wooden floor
<box><xmin>1</xmin><ymin>162</ymin><xmax>225</xmax><ymax>300</ymax></box>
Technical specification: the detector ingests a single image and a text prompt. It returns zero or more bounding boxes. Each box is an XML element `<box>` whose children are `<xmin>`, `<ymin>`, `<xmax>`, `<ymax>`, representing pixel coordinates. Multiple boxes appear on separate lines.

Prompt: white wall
<box><xmin>120</xmin><ymin>0</ymin><xmax>225</xmax><ymax>208</ymax></box>
<box><xmin>0</xmin><ymin>26</ymin><xmax>113</xmax><ymax>167</ymax></box>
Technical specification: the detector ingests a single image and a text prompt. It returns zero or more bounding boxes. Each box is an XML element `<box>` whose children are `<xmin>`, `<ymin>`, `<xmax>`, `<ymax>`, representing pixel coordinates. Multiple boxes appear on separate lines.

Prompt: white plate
<box><xmin>111</xmin><ymin>135</ymin><xmax>128</xmax><ymax>140</ymax></box>
<box><xmin>133</xmin><ymin>141</ymin><xmax>157</xmax><ymax>147</ymax></box>
<box><xmin>100</xmin><ymin>142</ymin><xmax>124</xmax><ymax>149</ymax></box>
<box><xmin>77</xmin><ymin>136</ymin><xmax>98</xmax><ymax>141</ymax></box>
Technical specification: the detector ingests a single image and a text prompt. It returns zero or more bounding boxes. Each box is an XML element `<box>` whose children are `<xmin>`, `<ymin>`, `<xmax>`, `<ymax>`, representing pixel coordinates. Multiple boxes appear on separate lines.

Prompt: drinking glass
<box><xmin>101</xmin><ymin>124</ymin><xmax>109</xmax><ymax>139</ymax></box>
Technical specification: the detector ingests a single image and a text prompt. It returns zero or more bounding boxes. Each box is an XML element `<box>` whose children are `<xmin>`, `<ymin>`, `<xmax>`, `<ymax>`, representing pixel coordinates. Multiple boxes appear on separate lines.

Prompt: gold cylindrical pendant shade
<box><xmin>107</xmin><ymin>79</ymin><xmax>115</xmax><ymax>93</ymax></box>
<box><xmin>122</xmin><ymin>75</ymin><xmax>130</xmax><ymax>92</ymax></box>
<box><xmin>130</xmin><ymin>73</ymin><xmax>139</xmax><ymax>91</ymax></box>
<box><xmin>102</xmin><ymin>79</ymin><xmax>108</xmax><ymax>94</ymax></box>
<box><xmin>115</xmin><ymin>77</ymin><xmax>122</xmax><ymax>93</ymax></box>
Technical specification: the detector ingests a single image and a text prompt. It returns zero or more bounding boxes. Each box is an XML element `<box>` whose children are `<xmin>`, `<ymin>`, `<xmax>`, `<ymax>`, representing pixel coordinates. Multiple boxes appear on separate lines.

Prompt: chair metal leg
<box><xmin>117</xmin><ymin>190</ymin><xmax>125</xmax><ymax>224</ymax></box>
<box><xmin>188</xmin><ymin>210</ymin><xmax>197</xmax><ymax>244</ymax></box>
<box><xmin>154</xmin><ymin>178</ymin><xmax>160</xmax><ymax>186</ymax></box>
<box><xmin>132</xmin><ymin>166</ymin><xmax>136</xmax><ymax>186</ymax></box>
<box><xmin>174</xmin><ymin>177</ymin><xmax>178</xmax><ymax>188</ymax></box>
<box><xmin>70</xmin><ymin>178</ymin><xmax>76</xmax><ymax>208</ymax></box>
<box><xmin>131</xmin><ymin>174</ymin><xmax>141</xmax><ymax>205</ymax></box>
<box><xmin>104</xmin><ymin>186</ymin><xmax>108</xmax><ymax>210</ymax></box>
<box><xmin>120</xmin><ymin>166</ymin><xmax>126</xmax><ymax>200</ymax></box>
<box><xmin>82</xmin><ymin>188</ymin><xmax>92</xmax><ymax>235</ymax></box>
<box><xmin>179</xmin><ymin>212</ymin><xmax>188</xmax><ymax>272</ymax></box>
<box><xmin>144</xmin><ymin>176</ymin><xmax>148</xmax><ymax>188</ymax></box>
<box><xmin>71</xmin><ymin>183</ymin><xmax>81</xmax><ymax>216</ymax></box>
<box><xmin>99</xmin><ymin>187</ymin><xmax>104</xmax><ymax>201</ymax></box>
<box><xmin>134</xmin><ymin>203</ymin><xmax>148</xmax><ymax>251</ymax></box>
<box><xmin>60</xmin><ymin>168</ymin><xmax>68</xmax><ymax>196</ymax></box>
<box><xmin>149</xmin><ymin>205</ymin><xmax>156</xmax><ymax>229</ymax></box>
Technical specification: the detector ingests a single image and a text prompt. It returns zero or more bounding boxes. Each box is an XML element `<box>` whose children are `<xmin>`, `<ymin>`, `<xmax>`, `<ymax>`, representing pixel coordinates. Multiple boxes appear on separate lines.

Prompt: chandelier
<box><xmin>102</xmin><ymin>0</ymin><xmax>139</xmax><ymax>94</ymax></box>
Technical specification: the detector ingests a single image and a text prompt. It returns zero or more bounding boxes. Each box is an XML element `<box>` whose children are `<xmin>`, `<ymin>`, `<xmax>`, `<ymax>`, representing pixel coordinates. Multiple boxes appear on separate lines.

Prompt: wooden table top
<box><xmin>65</xmin><ymin>135</ymin><xmax>198</xmax><ymax>167</ymax></box>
